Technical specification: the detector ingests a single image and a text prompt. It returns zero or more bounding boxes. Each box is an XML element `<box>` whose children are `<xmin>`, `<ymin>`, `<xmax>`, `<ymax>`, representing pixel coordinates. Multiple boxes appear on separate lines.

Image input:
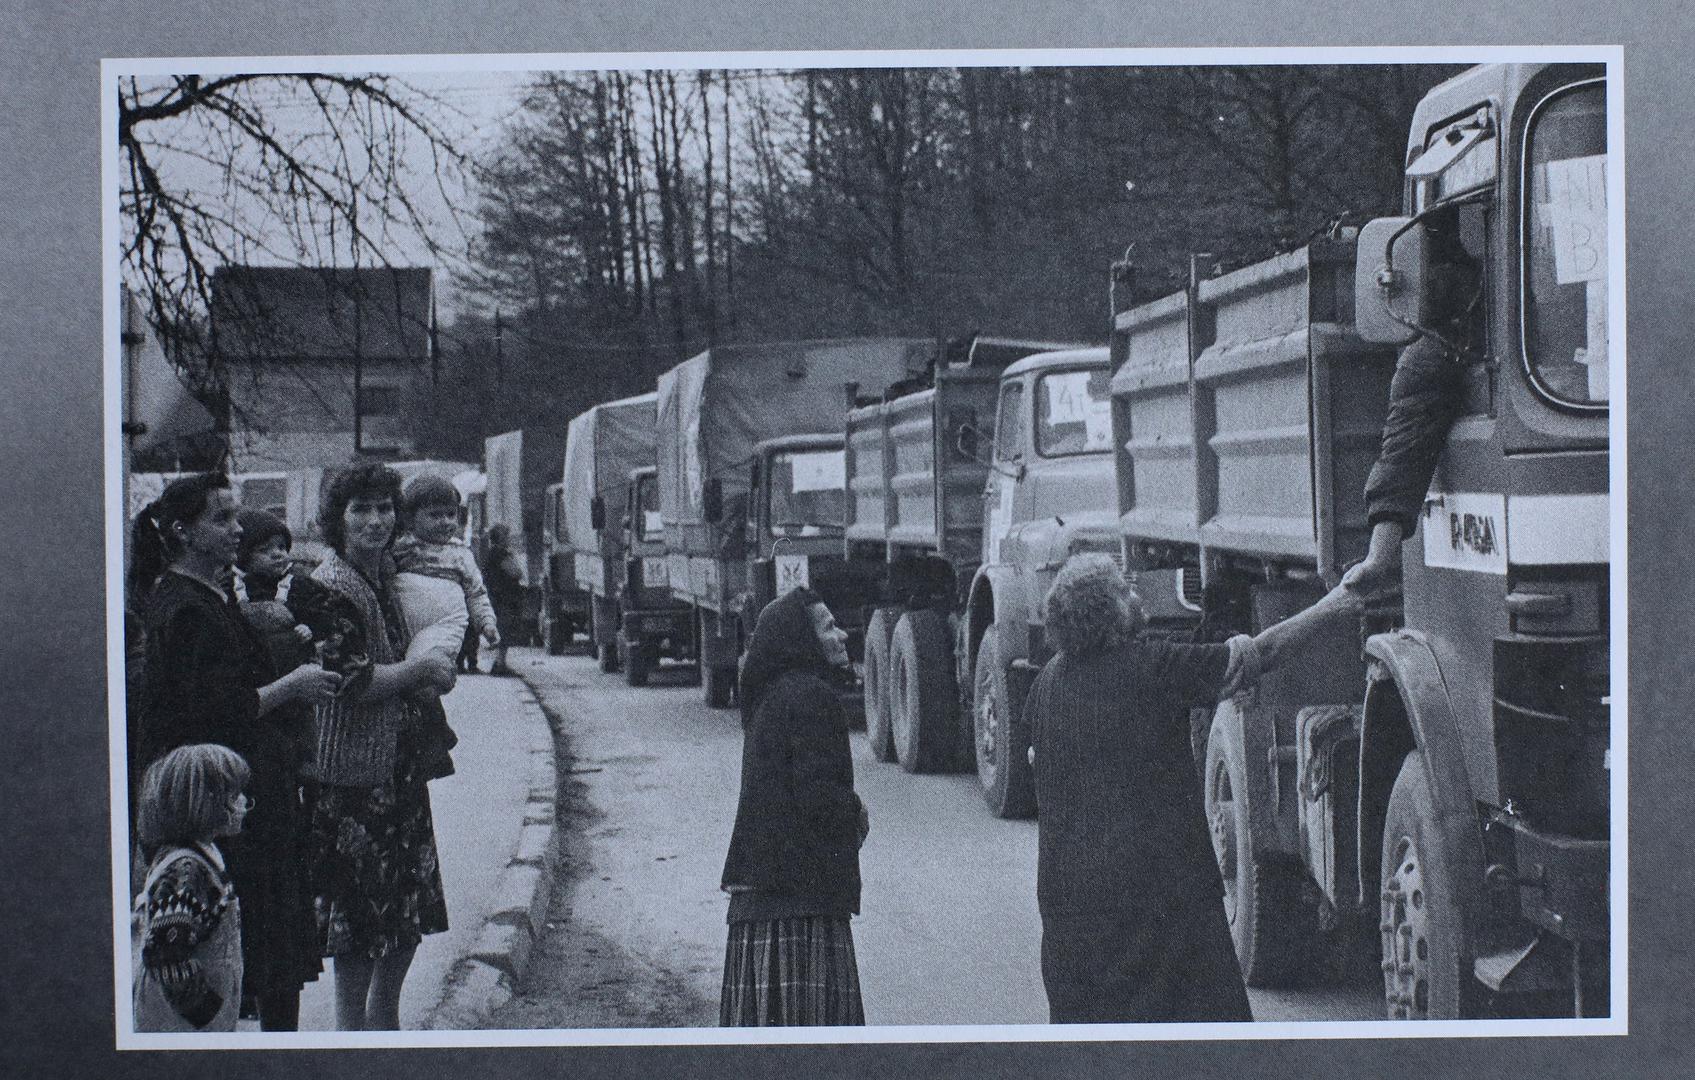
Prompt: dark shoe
<box><xmin>489</xmin><ymin>662</ymin><xmax>515</xmax><ymax>677</ymax></box>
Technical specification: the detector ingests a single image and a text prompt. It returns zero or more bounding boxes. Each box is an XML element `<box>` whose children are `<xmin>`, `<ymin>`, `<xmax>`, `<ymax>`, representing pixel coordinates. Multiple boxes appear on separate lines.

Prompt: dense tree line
<box><xmin>114</xmin><ymin>65</ymin><xmax>1465</xmax><ymax>466</ymax></box>
<box><xmin>445</xmin><ymin>64</ymin><xmax>1458</xmax><ymax>395</ymax></box>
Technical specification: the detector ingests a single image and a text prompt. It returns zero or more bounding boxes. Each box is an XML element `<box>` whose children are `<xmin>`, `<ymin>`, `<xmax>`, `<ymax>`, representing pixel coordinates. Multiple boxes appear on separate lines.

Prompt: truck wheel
<box><xmin>1381</xmin><ymin>750</ymin><xmax>1479</xmax><ymax>1019</ymax></box>
<box><xmin>973</xmin><ymin>626</ymin><xmax>1035</xmax><ymax>818</ymax></box>
<box><xmin>1205</xmin><ymin>704</ymin><xmax>1310</xmax><ymax>987</ymax></box>
<box><xmin>598</xmin><ymin>639</ymin><xmax>619</xmax><ymax>674</ymax></box>
<box><xmin>889</xmin><ymin>609</ymin><xmax>956</xmax><ymax>774</ymax></box>
<box><xmin>621</xmin><ymin>632</ymin><xmax>649</xmax><ymax>687</ymax></box>
<box><xmin>542</xmin><ymin>606</ymin><xmax>566</xmax><ymax>655</ymax></box>
<box><xmin>703</xmin><ymin>662</ymin><xmax>736</xmax><ymax>709</ymax></box>
<box><xmin>862</xmin><ymin>608</ymin><xmax>900</xmax><ymax>763</ymax></box>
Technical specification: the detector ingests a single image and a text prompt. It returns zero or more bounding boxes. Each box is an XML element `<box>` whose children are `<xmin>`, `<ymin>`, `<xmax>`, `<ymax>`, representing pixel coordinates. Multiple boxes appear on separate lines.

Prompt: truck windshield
<box><xmin>1522</xmin><ymin>79</ymin><xmax>1608</xmax><ymax>409</ymax></box>
<box><xmin>636</xmin><ymin>476</ymin><xmax>662</xmax><ymax>542</ymax></box>
<box><xmin>768</xmin><ymin>449</ymin><xmax>845</xmax><ymax>535</ymax></box>
<box><xmin>1035</xmin><ymin>368</ymin><xmax>1114</xmax><ymax>456</ymax></box>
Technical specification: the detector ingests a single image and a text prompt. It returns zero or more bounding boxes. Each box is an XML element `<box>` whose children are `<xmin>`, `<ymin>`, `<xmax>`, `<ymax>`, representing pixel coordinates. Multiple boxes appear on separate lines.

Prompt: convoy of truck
<box><xmin>485</xmin><ymin>427</ymin><xmax>588</xmax><ymax>650</ymax></box>
<box><xmin>170</xmin><ymin>61</ymin><xmax>1606</xmax><ymax>1022</ymax></box>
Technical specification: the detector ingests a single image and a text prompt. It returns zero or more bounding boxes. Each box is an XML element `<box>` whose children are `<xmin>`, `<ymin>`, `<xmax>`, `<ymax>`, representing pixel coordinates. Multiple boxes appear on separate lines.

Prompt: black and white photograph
<box><xmin>100</xmin><ymin>47</ymin><xmax>1625</xmax><ymax>1048</ymax></box>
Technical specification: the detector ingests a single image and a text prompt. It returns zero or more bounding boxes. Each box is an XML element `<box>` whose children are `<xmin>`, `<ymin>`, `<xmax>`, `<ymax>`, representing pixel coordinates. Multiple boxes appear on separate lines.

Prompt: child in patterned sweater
<box><xmin>132</xmin><ymin>744</ymin><xmax>251</xmax><ymax>1032</ymax></box>
<box><xmin>393</xmin><ymin>474</ymin><xmax>500</xmax><ymax>779</ymax></box>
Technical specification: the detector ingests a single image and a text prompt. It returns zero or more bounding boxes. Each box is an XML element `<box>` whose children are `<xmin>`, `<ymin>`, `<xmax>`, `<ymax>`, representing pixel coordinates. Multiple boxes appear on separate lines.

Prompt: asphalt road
<box><xmin>492</xmin><ymin>645</ymin><xmax>1383</xmax><ymax>1030</ymax></box>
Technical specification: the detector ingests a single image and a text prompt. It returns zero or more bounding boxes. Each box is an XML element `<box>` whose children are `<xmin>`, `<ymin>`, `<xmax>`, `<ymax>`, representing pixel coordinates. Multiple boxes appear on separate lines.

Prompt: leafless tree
<box><xmin>118</xmin><ymin>73</ymin><xmax>472</xmax><ymax>389</ymax></box>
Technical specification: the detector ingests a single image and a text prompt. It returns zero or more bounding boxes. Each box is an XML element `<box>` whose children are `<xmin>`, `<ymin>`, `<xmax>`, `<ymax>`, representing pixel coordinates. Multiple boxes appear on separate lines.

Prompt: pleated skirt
<box><xmin>719</xmin><ymin>915</ymin><xmax>866</xmax><ymax>1026</ymax></box>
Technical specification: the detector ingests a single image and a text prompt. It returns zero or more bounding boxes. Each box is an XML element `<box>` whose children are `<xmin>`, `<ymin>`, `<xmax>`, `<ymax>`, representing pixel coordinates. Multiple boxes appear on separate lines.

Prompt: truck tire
<box><xmin>1380</xmin><ymin>750</ymin><xmax>1480</xmax><ymax>1019</ymax></box>
<box><xmin>862</xmin><ymin>608</ymin><xmax>900</xmax><ymax>763</ymax></box>
<box><xmin>972</xmin><ymin>626</ymin><xmax>1035</xmax><ymax>818</ymax></box>
<box><xmin>703</xmin><ymin>662</ymin><xmax>736</xmax><ymax>709</ymax></box>
<box><xmin>889</xmin><ymin>609</ymin><xmax>956</xmax><ymax>774</ymax></box>
<box><xmin>1205</xmin><ymin>704</ymin><xmax>1310</xmax><ymax>987</ymax></box>
<box><xmin>621</xmin><ymin>632</ymin><xmax>649</xmax><ymax>687</ymax></box>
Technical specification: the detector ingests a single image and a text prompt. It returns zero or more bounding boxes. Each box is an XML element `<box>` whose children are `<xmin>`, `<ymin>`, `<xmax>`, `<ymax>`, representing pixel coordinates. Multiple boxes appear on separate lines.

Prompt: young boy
<box><xmin>393</xmin><ymin>474</ymin><xmax>501</xmax><ymax>779</ymax></box>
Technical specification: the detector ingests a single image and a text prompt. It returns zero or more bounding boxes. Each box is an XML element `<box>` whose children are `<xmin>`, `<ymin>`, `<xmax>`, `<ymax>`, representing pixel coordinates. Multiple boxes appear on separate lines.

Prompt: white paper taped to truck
<box><xmin>1543</xmin><ymin>154</ymin><xmax>1606</xmax><ymax>285</ymax></box>
<box><xmin>1583</xmin><ymin>276</ymin><xmax>1608</xmax><ymax>401</ymax></box>
<box><xmin>1043</xmin><ymin>371</ymin><xmax>1115</xmax><ymax>453</ymax></box>
<box><xmin>790</xmin><ymin>450</ymin><xmax>846</xmax><ymax>493</ymax></box>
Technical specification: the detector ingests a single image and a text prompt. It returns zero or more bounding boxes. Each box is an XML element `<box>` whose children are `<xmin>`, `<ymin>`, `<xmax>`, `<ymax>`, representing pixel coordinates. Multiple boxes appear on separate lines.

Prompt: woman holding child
<box><xmin>304</xmin><ymin>461</ymin><xmax>455</xmax><ymax>1030</ymax></box>
<box><xmin>131</xmin><ymin>473</ymin><xmax>342</xmax><ymax>1031</ymax></box>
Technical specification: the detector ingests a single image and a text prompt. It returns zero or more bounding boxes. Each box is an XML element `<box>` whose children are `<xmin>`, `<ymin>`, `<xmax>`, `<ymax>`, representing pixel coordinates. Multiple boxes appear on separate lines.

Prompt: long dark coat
<box><xmin>720</xmin><ymin>587</ymin><xmax>862</xmax><ymax>921</ymax></box>
<box><xmin>136</xmin><ymin>571</ymin><xmax>322</xmax><ymax>1000</ymax></box>
<box><xmin>1025</xmin><ymin>637</ymin><xmax>1252</xmax><ymax>1024</ymax></box>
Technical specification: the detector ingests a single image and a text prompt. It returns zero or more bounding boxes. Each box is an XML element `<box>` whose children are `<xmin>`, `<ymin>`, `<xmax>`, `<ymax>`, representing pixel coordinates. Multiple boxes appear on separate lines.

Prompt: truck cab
<box><xmin>609</xmin><ymin>466</ymin><xmax>694</xmax><ymax>686</ymax></box>
<box><xmin>747</xmin><ymin>434</ymin><xmax>883</xmax><ymax>667</ymax></box>
<box><xmin>964</xmin><ymin>347</ymin><xmax>1197</xmax><ymax>816</ymax></box>
<box><xmin>1350</xmin><ymin>62</ymin><xmax>1610</xmax><ymax>1019</ymax></box>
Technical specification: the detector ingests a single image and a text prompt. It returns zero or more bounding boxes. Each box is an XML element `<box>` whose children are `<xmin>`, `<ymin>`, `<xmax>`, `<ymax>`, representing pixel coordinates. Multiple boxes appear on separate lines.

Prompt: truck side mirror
<box><xmin>1354</xmin><ymin>216</ymin><xmax>1428</xmax><ymax>346</ymax></box>
<box><xmin>590</xmin><ymin>495</ymin><xmax>605</xmax><ymax>531</ymax></box>
<box><xmin>704</xmin><ymin>477</ymin><xmax>723</xmax><ymax>523</ymax></box>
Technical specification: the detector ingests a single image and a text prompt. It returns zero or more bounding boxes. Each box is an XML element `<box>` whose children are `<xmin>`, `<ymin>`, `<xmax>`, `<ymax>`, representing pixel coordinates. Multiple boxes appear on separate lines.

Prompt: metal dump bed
<box><xmin>1111</xmin><ymin>239</ymin><xmax>1396</xmax><ymax>582</ymax></box>
<box><xmin>843</xmin><ymin>364</ymin><xmax>1003</xmax><ymax>567</ymax></box>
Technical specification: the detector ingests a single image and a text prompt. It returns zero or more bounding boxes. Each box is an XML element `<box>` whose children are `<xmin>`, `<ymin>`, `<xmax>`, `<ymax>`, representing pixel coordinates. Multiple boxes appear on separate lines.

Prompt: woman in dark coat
<box><xmin>303</xmin><ymin>461</ymin><xmax>456</xmax><ymax>1030</ymax></box>
<box><xmin>1026</xmin><ymin>554</ymin><xmax>1361</xmax><ymax>1024</ymax></box>
<box><xmin>131</xmin><ymin>472</ymin><xmax>344</xmax><ymax>1031</ymax></box>
<box><xmin>719</xmin><ymin>586</ymin><xmax>870</xmax><ymax>1026</ymax></box>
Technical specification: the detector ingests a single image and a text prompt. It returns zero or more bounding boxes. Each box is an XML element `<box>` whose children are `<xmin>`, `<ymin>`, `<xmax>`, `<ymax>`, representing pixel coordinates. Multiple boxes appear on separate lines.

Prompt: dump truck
<box><xmin>486</xmin><ymin>428</ymin><xmax>587</xmax><ymax>648</ymax></box>
<box><xmin>655</xmin><ymin>339</ymin><xmax>936</xmax><ymax>707</ymax></box>
<box><xmin>847</xmin><ymin>338</ymin><xmax>1198</xmax><ymax>817</ymax></box>
<box><xmin>561</xmin><ymin>392</ymin><xmax>693</xmax><ymax>682</ymax></box>
<box><xmin>1110</xmin><ymin>61</ymin><xmax>1612</xmax><ymax>1019</ymax></box>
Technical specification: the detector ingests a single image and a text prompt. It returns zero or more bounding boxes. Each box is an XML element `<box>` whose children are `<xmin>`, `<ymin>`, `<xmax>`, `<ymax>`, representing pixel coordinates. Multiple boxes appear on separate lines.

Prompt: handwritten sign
<box><xmin>1543</xmin><ymin>155</ymin><xmax>1607</xmax><ymax>285</ymax></box>
<box><xmin>790</xmin><ymin>450</ymin><xmax>845</xmax><ymax>493</ymax></box>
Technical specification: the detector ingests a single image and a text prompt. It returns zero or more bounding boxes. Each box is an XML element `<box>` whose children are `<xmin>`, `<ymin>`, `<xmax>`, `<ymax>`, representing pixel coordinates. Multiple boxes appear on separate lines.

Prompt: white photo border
<box><xmin>103</xmin><ymin>43</ymin><xmax>1628</xmax><ymax>1049</ymax></box>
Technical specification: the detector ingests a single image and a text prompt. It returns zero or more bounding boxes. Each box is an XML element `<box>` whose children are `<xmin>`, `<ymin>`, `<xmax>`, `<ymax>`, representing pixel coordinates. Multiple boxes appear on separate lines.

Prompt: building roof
<box><xmin>211</xmin><ymin>265</ymin><xmax>432</xmax><ymax>362</ymax></box>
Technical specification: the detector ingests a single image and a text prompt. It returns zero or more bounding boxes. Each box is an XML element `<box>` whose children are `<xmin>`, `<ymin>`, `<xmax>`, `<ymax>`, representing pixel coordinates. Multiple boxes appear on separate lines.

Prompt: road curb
<box><xmin>422</xmin><ymin>683</ymin><xmax>559</xmax><ymax>1031</ymax></box>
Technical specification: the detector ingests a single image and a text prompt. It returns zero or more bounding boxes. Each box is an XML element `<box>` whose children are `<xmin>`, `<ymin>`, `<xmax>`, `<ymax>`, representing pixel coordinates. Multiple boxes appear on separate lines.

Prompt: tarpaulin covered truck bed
<box><xmin>562</xmin><ymin>391</ymin><xmax>658</xmax><ymax>598</ymax></box>
<box><xmin>485</xmin><ymin>428</ymin><xmax>568</xmax><ymax>586</ymax></box>
<box><xmin>1110</xmin><ymin>238</ymin><xmax>1395</xmax><ymax>582</ymax></box>
<box><xmin>655</xmin><ymin>339</ymin><xmax>935</xmax><ymax>563</ymax></box>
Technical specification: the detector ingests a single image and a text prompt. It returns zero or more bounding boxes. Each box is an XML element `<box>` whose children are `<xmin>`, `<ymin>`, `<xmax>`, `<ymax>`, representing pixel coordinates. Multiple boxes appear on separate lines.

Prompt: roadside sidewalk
<box><xmin>290</xmin><ymin>665</ymin><xmax>558</xmax><ymax>1032</ymax></box>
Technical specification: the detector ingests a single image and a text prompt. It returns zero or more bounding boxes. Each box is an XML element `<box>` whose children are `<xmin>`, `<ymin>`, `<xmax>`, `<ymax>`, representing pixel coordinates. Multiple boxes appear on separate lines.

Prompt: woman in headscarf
<box><xmin>1027</xmin><ymin>553</ymin><xmax>1361</xmax><ymax>1024</ymax></box>
<box><xmin>130</xmin><ymin>472</ymin><xmax>343</xmax><ymax>1031</ymax></box>
<box><xmin>719</xmin><ymin>586</ymin><xmax>870</xmax><ymax>1026</ymax></box>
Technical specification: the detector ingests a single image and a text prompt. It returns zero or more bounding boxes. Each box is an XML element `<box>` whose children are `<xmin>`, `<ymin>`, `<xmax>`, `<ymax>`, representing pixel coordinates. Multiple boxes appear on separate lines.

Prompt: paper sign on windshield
<box><xmin>1045</xmin><ymin>373</ymin><xmax>1091</xmax><ymax>423</ymax></box>
<box><xmin>790</xmin><ymin>451</ymin><xmax>845</xmax><ymax>493</ymax></box>
<box><xmin>1543</xmin><ymin>155</ymin><xmax>1606</xmax><ymax>285</ymax></box>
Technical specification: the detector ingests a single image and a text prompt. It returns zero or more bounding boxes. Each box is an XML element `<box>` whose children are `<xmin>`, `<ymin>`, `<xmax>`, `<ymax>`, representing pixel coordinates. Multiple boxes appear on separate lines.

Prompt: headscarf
<box><xmin>736</xmin><ymin>586</ymin><xmax>845</xmax><ymax>727</ymax></box>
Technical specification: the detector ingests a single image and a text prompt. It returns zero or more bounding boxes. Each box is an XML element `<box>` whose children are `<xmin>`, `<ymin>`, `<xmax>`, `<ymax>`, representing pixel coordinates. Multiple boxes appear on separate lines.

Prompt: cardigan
<box><xmin>1026</xmin><ymin>637</ymin><xmax>1242</xmax><ymax>918</ymax></box>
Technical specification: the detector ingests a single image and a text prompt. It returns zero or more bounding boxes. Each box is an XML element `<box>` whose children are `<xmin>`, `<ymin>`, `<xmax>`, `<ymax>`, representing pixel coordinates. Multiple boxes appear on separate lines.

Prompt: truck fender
<box><xmin>965</xmin><ymin>564</ymin><xmax>1027</xmax><ymax>669</ymax></box>
<box><xmin>1357</xmin><ymin>630</ymin><xmax>1489</xmax><ymax>929</ymax></box>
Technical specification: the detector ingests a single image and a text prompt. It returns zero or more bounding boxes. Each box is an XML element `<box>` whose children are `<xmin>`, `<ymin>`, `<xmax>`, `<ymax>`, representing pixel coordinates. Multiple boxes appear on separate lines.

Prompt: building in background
<box><xmin>212</xmin><ymin>265</ymin><xmax>434</xmax><ymax>469</ymax></box>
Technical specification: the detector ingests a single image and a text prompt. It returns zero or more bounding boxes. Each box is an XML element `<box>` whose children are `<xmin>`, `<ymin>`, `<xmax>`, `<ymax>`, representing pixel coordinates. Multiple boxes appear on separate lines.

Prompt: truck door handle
<box><xmin>1505</xmin><ymin>590</ymin><xmax>1571</xmax><ymax>617</ymax></box>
